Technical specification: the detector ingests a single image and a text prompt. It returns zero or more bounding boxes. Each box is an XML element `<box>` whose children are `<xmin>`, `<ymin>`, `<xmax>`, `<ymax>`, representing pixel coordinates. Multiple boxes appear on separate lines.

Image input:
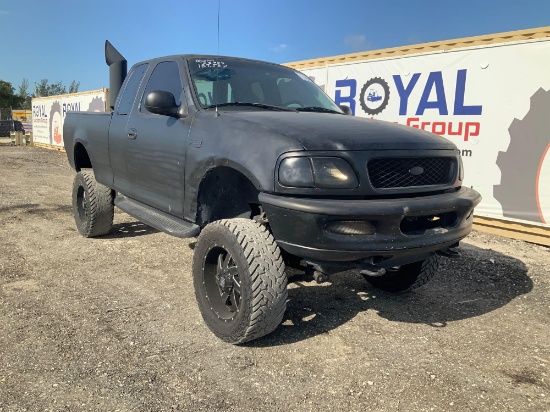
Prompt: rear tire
<box><xmin>363</xmin><ymin>254</ymin><xmax>441</xmax><ymax>293</ymax></box>
<box><xmin>192</xmin><ymin>219</ymin><xmax>287</xmax><ymax>344</ymax></box>
<box><xmin>72</xmin><ymin>169</ymin><xmax>114</xmax><ymax>237</ymax></box>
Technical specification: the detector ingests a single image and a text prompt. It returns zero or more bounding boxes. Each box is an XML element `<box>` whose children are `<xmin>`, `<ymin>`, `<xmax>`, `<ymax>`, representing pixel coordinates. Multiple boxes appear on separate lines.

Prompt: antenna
<box><xmin>217</xmin><ymin>0</ymin><xmax>221</xmax><ymax>57</ymax></box>
<box><xmin>215</xmin><ymin>0</ymin><xmax>221</xmax><ymax>117</ymax></box>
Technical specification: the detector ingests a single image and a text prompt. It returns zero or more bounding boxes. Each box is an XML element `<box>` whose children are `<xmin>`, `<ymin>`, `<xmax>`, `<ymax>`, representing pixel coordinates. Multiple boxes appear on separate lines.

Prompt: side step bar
<box><xmin>115</xmin><ymin>195</ymin><xmax>200</xmax><ymax>238</ymax></box>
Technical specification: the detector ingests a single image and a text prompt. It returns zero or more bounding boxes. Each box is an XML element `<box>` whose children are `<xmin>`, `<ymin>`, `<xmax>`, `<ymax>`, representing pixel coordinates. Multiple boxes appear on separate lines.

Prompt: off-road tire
<box><xmin>192</xmin><ymin>219</ymin><xmax>287</xmax><ymax>344</ymax></box>
<box><xmin>72</xmin><ymin>169</ymin><xmax>114</xmax><ymax>237</ymax></box>
<box><xmin>363</xmin><ymin>254</ymin><xmax>441</xmax><ymax>293</ymax></box>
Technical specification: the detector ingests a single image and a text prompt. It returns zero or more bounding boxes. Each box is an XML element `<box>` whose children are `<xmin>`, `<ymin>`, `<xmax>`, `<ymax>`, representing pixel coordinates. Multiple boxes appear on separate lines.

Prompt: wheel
<box><xmin>192</xmin><ymin>219</ymin><xmax>287</xmax><ymax>344</ymax></box>
<box><xmin>362</xmin><ymin>254</ymin><xmax>441</xmax><ymax>293</ymax></box>
<box><xmin>72</xmin><ymin>169</ymin><xmax>114</xmax><ymax>237</ymax></box>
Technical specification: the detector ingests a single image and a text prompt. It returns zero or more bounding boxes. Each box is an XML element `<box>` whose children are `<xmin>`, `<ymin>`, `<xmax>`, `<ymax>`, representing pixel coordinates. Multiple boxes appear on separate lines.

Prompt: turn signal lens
<box><xmin>458</xmin><ymin>153</ymin><xmax>464</xmax><ymax>181</ymax></box>
<box><xmin>278</xmin><ymin>157</ymin><xmax>314</xmax><ymax>188</ymax></box>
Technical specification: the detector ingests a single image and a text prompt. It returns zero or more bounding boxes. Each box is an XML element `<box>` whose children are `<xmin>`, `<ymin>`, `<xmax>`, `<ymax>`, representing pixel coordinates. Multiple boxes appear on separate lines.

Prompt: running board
<box><xmin>115</xmin><ymin>195</ymin><xmax>200</xmax><ymax>238</ymax></box>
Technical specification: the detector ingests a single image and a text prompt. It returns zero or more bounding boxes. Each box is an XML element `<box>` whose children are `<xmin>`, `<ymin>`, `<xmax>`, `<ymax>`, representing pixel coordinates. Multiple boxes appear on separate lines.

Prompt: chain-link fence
<box><xmin>0</xmin><ymin>108</ymin><xmax>13</xmax><ymax>121</ymax></box>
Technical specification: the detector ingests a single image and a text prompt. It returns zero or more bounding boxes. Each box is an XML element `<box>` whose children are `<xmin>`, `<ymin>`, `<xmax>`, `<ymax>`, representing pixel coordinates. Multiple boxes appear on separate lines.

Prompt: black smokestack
<box><xmin>105</xmin><ymin>41</ymin><xmax>127</xmax><ymax>110</ymax></box>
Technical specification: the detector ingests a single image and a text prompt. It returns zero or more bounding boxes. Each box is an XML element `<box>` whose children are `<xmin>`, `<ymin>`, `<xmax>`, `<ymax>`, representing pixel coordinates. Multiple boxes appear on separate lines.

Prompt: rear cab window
<box><xmin>116</xmin><ymin>63</ymin><xmax>149</xmax><ymax>115</ymax></box>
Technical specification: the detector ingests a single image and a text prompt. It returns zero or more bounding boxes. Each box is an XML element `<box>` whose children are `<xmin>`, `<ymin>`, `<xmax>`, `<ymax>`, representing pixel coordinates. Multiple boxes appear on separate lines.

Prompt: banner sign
<box><xmin>11</xmin><ymin>110</ymin><xmax>31</xmax><ymax>122</ymax></box>
<box><xmin>301</xmin><ymin>39</ymin><xmax>550</xmax><ymax>227</ymax></box>
<box><xmin>32</xmin><ymin>90</ymin><xmax>107</xmax><ymax>147</ymax></box>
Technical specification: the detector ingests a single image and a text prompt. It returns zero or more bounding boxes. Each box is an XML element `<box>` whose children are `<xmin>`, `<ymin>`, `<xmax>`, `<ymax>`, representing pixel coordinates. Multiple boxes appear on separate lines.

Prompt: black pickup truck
<box><xmin>63</xmin><ymin>41</ymin><xmax>481</xmax><ymax>343</ymax></box>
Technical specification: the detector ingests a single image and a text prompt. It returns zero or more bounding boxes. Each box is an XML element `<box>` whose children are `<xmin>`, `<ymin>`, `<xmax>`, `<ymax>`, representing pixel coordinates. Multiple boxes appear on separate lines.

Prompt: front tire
<box><xmin>192</xmin><ymin>219</ymin><xmax>287</xmax><ymax>344</ymax></box>
<box><xmin>72</xmin><ymin>170</ymin><xmax>114</xmax><ymax>237</ymax></box>
<box><xmin>363</xmin><ymin>254</ymin><xmax>441</xmax><ymax>293</ymax></box>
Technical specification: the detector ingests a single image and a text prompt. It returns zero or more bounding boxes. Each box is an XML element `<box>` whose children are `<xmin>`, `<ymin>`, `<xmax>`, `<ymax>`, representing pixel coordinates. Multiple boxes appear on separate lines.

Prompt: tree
<box><xmin>32</xmin><ymin>79</ymin><xmax>80</xmax><ymax>98</ymax></box>
<box><xmin>0</xmin><ymin>80</ymin><xmax>23</xmax><ymax>108</ymax></box>
<box><xmin>34</xmin><ymin>79</ymin><xmax>66</xmax><ymax>97</ymax></box>
<box><xmin>69</xmin><ymin>80</ymin><xmax>80</xmax><ymax>94</ymax></box>
<box><xmin>18</xmin><ymin>79</ymin><xmax>32</xmax><ymax>110</ymax></box>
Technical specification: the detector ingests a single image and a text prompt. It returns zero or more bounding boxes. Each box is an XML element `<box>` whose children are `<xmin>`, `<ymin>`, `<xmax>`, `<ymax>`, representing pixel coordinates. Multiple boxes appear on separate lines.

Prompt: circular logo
<box><xmin>49</xmin><ymin>101</ymin><xmax>62</xmax><ymax>145</ymax></box>
<box><xmin>494</xmin><ymin>88</ymin><xmax>550</xmax><ymax>224</ymax></box>
<box><xmin>359</xmin><ymin>77</ymin><xmax>390</xmax><ymax>115</ymax></box>
<box><xmin>409</xmin><ymin>166</ymin><xmax>424</xmax><ymax>176</ymax></box>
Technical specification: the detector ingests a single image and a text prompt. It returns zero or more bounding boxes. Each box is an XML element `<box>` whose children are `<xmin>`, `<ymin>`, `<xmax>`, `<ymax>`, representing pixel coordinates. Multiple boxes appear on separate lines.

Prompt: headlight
<box><xmin>278</xmin><ymin>157</ymin><xmax>358</xmax><ymax>189</ymax></box>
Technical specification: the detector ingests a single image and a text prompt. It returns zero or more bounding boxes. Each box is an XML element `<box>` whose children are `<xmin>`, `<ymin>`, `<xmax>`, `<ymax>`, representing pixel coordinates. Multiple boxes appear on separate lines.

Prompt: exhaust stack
<box><xmin>105</xmin><ymin>41</ymin><xmax>127</xmax><ymax>110</ymax></box>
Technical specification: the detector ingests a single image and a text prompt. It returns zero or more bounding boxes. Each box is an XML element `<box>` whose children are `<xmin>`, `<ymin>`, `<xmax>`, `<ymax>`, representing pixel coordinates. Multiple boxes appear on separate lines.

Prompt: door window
<box><xmin>141</xmin><ymin>61</ymin><xmax>183</xmax><ymax>111</ymax></box>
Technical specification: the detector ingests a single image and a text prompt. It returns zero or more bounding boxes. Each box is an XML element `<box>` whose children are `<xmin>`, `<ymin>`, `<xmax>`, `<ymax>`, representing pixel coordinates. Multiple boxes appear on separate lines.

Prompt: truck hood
<box><xmin>223</xmin><ymin>111</ymin><xmax>456</xmax><ymax>151</ymax></box>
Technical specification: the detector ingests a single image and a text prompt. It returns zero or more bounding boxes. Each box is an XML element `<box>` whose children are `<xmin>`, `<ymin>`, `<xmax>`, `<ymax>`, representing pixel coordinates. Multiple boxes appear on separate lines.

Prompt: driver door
<box><xmin>123</xmin><ymin>60</ymin><xmax>191</xmax><ymax>217</ymax></box>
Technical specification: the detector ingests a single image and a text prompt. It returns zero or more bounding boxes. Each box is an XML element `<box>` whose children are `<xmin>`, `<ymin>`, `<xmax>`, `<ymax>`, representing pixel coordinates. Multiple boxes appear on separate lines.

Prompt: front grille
<box><xmin>367</xmin><ymin>157</ymin><xmax>454</xmax><ymax>189</ymax></box>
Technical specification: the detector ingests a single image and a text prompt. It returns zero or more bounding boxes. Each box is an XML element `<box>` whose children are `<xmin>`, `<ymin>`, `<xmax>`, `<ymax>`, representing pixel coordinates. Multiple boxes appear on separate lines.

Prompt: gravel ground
<box><xmin>0</xmin><ymin>145</ymin><xmax>549</xmax><ymax>411</ymax></box>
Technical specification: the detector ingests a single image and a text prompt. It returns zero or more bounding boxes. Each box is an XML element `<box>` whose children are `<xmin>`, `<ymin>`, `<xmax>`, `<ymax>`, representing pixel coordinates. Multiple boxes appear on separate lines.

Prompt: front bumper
<box><xmin>259</xmin><ymin>187</ymin><xmax>481</xmax><ymax>267</ymax></box>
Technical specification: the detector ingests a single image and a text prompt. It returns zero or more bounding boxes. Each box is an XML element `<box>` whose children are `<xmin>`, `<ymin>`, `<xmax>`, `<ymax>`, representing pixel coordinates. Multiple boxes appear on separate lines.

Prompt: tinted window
<box><xmin>141</xmin><ymin>61</ymin><xmax>183</xmax><ymax>111</ymax></box>
<box><xmin>188</xmin><ymin>58</ymin><xmax>340</xmax><ymax>111</ymax></box>
<box><xmin>117</xmin><ymin>63</ymin><xmax>148</xmax><ymax>115</ymax></box>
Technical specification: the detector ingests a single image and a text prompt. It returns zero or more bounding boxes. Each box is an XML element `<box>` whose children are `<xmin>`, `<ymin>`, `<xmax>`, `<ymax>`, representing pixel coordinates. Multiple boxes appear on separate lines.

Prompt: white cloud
<box><xmin>343</xmin><ymin>34</ymin><xmax>369</xmax><ymax>52</ymax></box>
<box><xmin>0</xmin><ymin>10</ymin><xmax>10</xmax><ymax>15</ymax></box>
<box><xmin>270</xmin><ymin>44</ymin><xmax>288</xmax><ymax>52</ymax></box>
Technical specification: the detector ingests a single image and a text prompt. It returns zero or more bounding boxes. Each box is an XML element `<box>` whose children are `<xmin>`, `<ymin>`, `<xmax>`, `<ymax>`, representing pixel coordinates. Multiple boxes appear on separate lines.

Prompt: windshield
<box><xmin>188</xmin><ymin>57</ymin><xmax>342</xmax><ymax>112</ymax></box>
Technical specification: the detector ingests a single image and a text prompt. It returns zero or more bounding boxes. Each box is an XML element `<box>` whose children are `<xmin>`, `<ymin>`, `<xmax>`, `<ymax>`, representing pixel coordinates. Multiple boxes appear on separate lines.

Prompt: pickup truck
<box><xmin>63</xmin><ymin>41</ymin><xmax>481</xmax><ymax>344</ymax></box>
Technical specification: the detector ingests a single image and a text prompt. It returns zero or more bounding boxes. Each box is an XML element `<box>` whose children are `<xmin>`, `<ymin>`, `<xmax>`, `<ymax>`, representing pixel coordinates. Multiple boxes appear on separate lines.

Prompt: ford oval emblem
<box><xmin>409</xmin><ymin>166</ymin><xmax>424</xmax><ymax>176</ymax></box>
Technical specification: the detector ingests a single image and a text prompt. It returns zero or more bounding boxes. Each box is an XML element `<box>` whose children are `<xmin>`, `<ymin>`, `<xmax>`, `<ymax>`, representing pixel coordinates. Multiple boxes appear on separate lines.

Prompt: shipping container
<box><xmin>285</xmin><ymin>27</ymin><xmax>550</xmax><ymax>244</ymax></box>
<box><xmin>31</xmin><ymin>89</ymin><xmax>109</xmax><ymax>148</ymax></box>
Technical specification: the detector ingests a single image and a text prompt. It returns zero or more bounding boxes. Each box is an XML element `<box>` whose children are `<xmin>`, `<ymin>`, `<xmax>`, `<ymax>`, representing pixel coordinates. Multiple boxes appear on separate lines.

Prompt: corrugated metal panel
<box><xmin>32</xmin><ymin>88</ymin><xmax>109</xmax><ymax>101</ymax></box>
<box><xmin>285</xmin><ymin>26</ymin><xmax>550</xmax><ymax>69</ymax></box>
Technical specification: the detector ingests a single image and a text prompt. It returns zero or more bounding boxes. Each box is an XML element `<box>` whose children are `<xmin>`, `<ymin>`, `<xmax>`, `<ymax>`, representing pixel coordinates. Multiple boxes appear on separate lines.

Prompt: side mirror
<box><xmin>145</xmin><ymin>90</ymin><xmax>186</xmax><ymax>118</ymax></box>
<box><xmin>339</xmin><ymin>105</ymin><xmax>352</xmax><ymax>116</ymax></box>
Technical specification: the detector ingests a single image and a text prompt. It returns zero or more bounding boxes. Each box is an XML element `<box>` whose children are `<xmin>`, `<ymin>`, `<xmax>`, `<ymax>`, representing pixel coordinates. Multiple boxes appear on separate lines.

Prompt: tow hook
<box><xmin>313</xmin><ymin>270</ymin><xmax>330</xmax><ymax>284</ymax></box>
<box><xmin>305</xmin><ymin>263</ymin><xmax>336</xmax><ymax>284</ymax></box>
<box><xmin>437</xmin><ymin>248</ymin><xmax>461</xmax><ymax>259</ymax></box>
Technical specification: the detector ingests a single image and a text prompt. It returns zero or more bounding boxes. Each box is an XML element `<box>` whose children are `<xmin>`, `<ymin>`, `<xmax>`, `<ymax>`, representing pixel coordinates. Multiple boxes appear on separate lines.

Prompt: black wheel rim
<box><xmin>203</xmin><ymin>245</ymin><xmax>242</xmax><ymax>320</ymax></box>
<box><xmin>76</xmin><ymin>185</ymin><xmax>88</xmax><ymax>225</ymax></box>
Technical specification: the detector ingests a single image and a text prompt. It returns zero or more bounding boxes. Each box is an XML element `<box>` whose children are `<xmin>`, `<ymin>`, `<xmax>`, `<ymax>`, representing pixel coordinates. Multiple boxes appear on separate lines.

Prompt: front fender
<box><xmin>184</xmin><ymin>158</ymin><xmax>266</xmax><ymax>221</ymax></box>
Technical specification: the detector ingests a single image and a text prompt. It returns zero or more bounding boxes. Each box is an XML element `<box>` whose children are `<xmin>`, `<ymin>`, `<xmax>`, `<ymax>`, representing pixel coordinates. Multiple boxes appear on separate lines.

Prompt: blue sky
<box><xmin>0</xmin><ymin>0</ymin><xmax>549</xmax><ymax>93</ymax></box>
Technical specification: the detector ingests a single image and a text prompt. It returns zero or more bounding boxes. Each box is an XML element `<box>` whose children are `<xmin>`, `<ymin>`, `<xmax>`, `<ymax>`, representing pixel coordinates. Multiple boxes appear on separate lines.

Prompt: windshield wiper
<box><xmin>295</xmin><ymin>106</ymin><xmax>342</xmax><ymax>114</ymax></box>
<box><xmin>204</xmin><ymin>102</ymin><xmax>294</xmax><ymax>111</ymax></box>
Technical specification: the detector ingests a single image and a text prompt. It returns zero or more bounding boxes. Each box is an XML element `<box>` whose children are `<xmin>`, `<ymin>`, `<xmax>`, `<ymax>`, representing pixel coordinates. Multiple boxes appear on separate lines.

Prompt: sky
<box><xmin>0</xmin><ymin>0</ymin><xmax>549</xmax><ymax>93</ymax></box>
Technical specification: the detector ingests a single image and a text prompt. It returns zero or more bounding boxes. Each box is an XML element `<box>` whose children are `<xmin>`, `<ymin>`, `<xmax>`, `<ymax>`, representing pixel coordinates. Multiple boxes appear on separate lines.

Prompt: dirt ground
<box><xmin>0</xmin><ymin>145</ymin><xmax>549</xmax><ymax>411</ymax></box>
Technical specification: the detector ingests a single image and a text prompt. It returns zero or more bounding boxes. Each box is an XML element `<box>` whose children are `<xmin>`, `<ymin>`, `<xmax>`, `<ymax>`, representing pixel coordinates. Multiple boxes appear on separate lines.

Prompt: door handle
<box><xmin>127</xmin><ymin>129</ymin><xmax>137</xmax><ymax>140</ymax></box>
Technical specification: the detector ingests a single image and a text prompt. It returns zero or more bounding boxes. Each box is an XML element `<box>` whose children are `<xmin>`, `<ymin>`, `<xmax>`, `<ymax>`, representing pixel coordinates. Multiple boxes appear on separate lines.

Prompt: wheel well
<box><xmin>74</xmin><ymin>143</ymin><xmax>92</xmax><ymax>171</ymax></box>
<box><xmin>196</xmin><ymin>167</ymin><xmax>260</xmax><ymax>227</ymax></box>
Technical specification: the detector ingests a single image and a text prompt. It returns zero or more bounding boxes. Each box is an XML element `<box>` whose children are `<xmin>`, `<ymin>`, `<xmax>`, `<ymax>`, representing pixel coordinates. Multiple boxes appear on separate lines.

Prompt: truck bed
<box><xmin>63</xmin><ymin>111</ymin><xmax>113</xmax><ymax>186</ymax></box>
